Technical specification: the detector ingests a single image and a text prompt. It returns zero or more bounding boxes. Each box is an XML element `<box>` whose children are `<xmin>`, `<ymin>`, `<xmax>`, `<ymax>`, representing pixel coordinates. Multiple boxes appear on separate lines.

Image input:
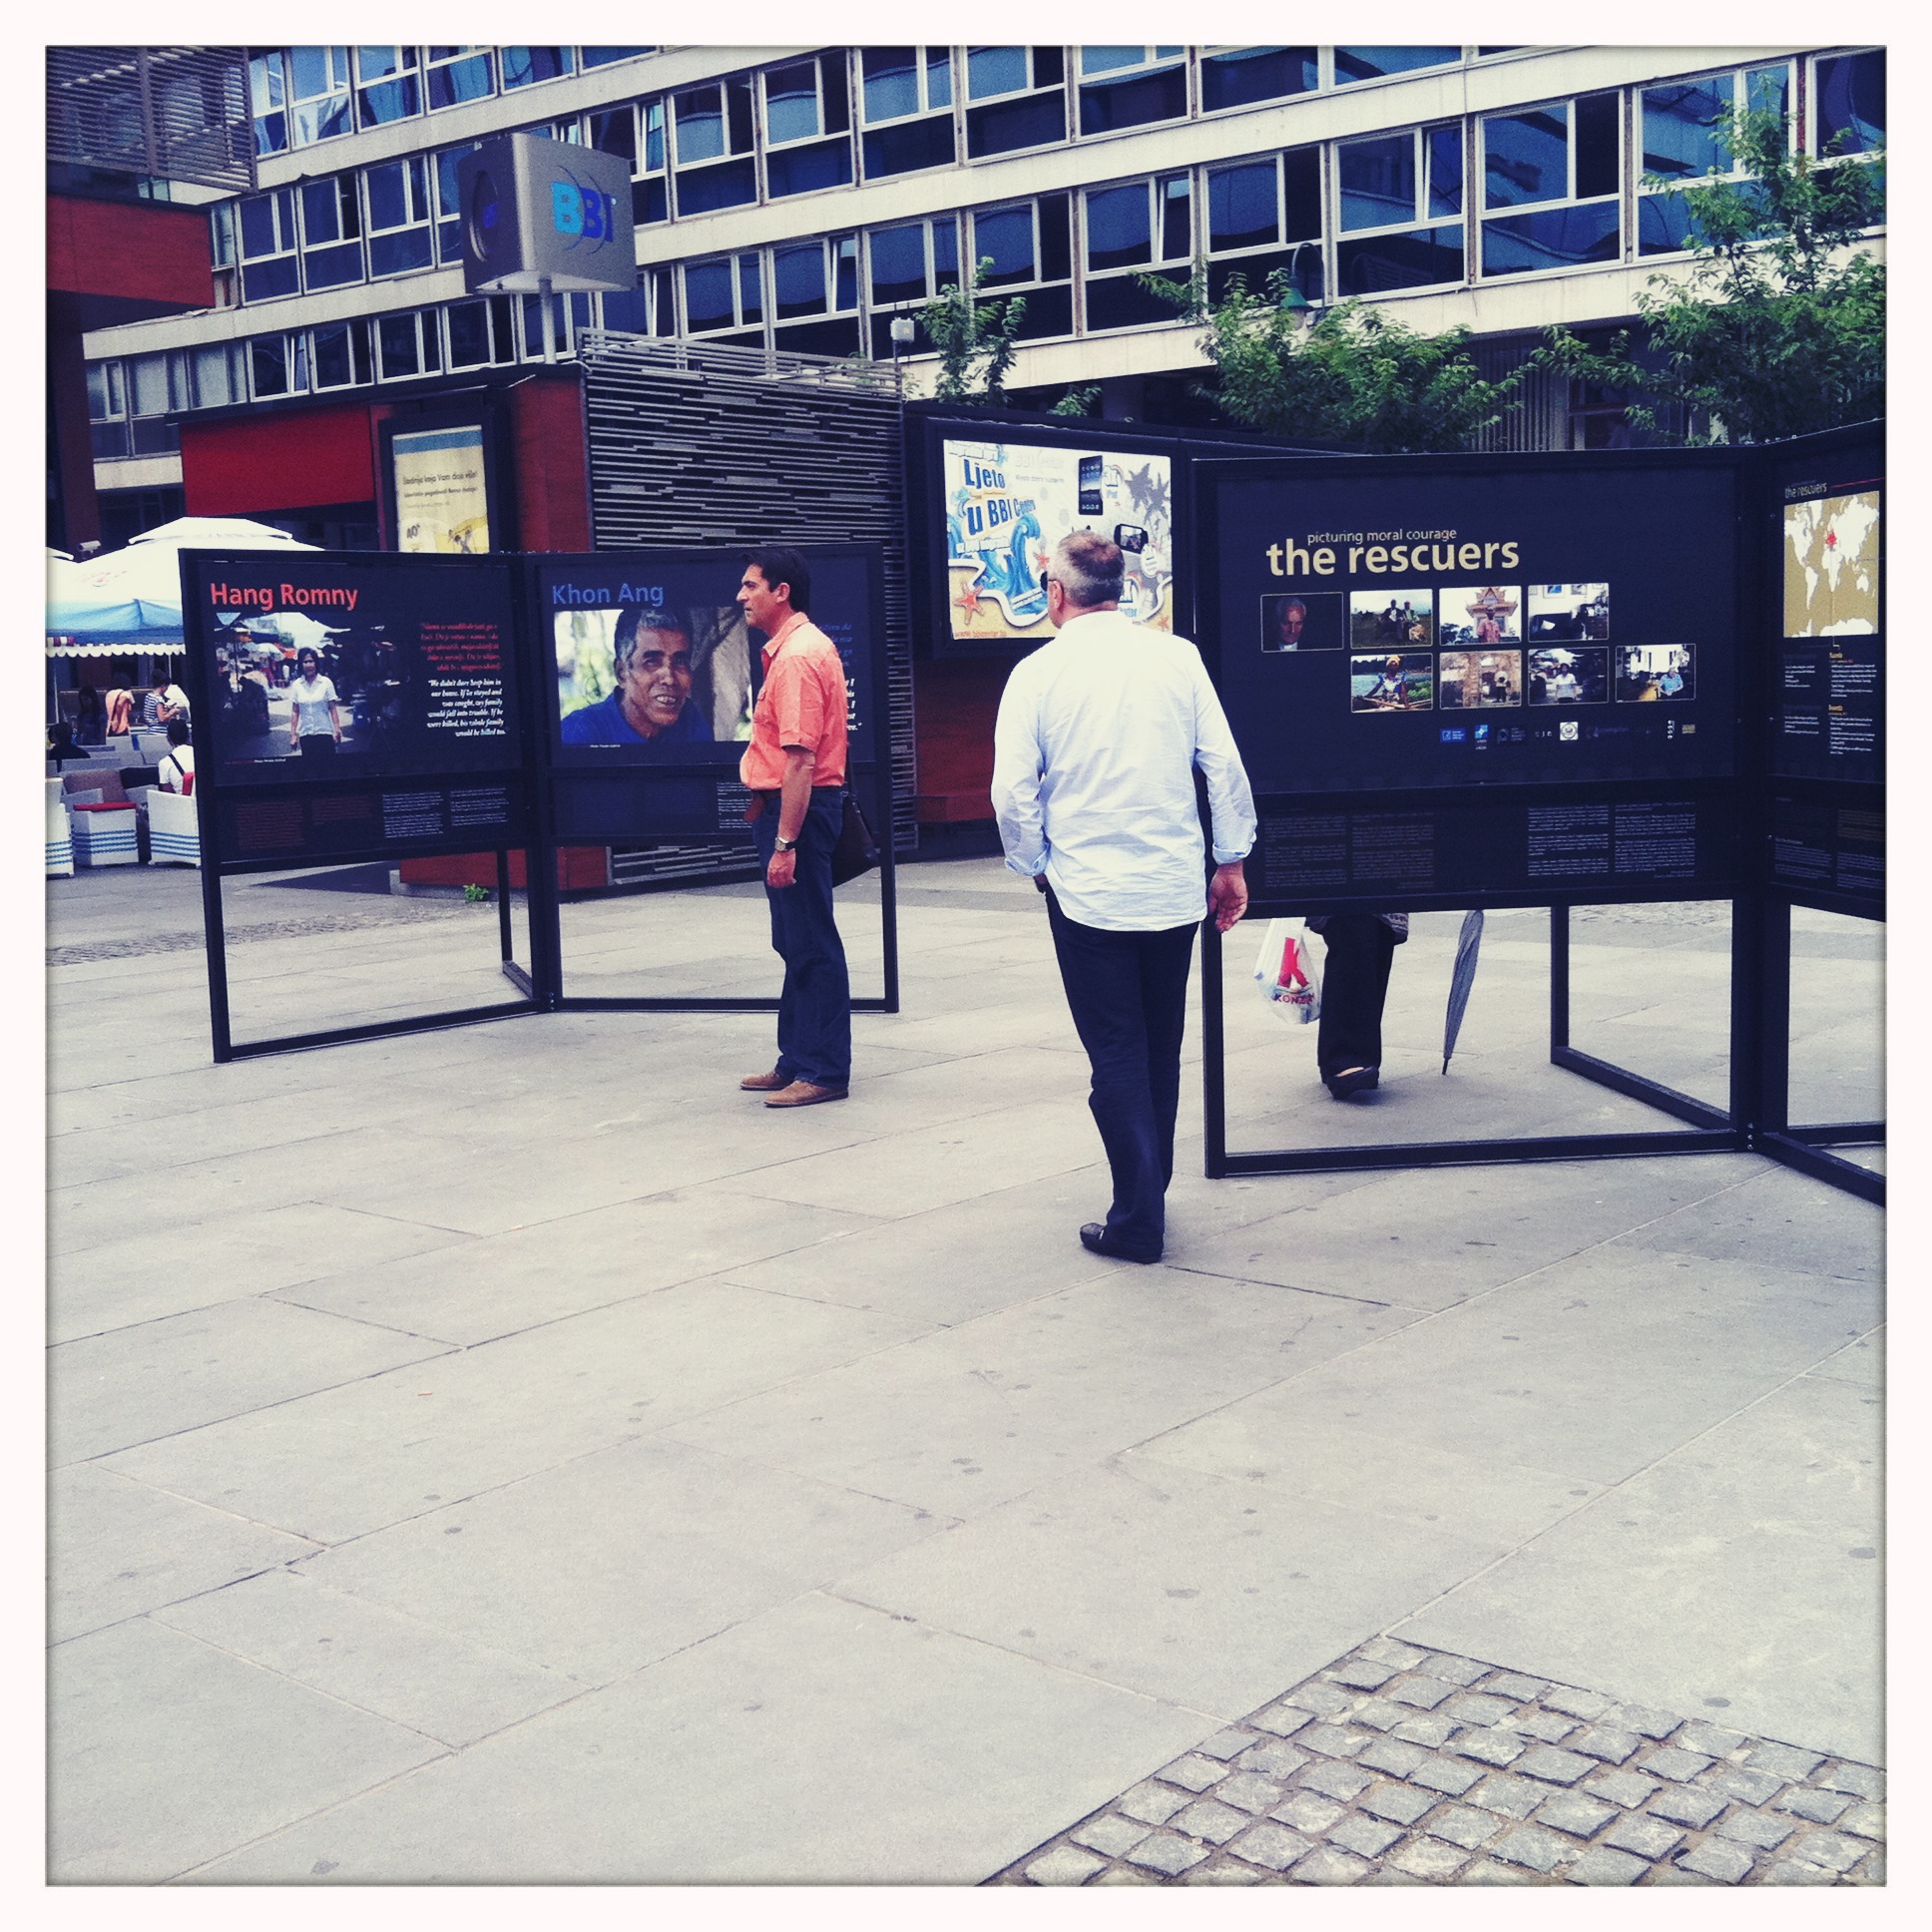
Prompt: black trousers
<box><xmin>1315</xmin><ymin>914</ymin><xmax>1397</xmax><ymax>1081</ymax></box>
<box><xmin>1046</xmin><ymin>889</ymin><xmax>1198</xmax><ymax>1259</ymax></box>
<box><xmin>752</xmin><ymin>788</ymin><xmax>850</xmax><ymax>1089</ymax></box>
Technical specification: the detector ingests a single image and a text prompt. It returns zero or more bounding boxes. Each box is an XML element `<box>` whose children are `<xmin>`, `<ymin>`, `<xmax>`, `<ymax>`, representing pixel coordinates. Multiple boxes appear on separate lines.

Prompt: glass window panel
<box><xmin>872</xmin><ymin>216</ymin><xmax>928</xmax><ymax>299</ymax></box>
<box><xmin>419</xmin><ymin>313</ymin><xmax>441</xmax><ymax>373</ymax></box>
<box><xmin>774</xmin><ymin>242</ymin><xmax>827</xmax><ymax>317</ymax></box>
<box><xmin>1038</xmin><ymin>195</ymin><xmax>1071</xmax><ymax>281</ymax></box>
<box><xmin>582</xmin><ymin>48</ymin><xmax>653</xmax><ymax>69</ymax></box>
<box><xmin>376</xmin><ymin>313</ymin><xmax>419</xmax><ymax>377</ymax></box>
<box><xmin>1011</xmin><ymin>283</ymin><xmax>1072</xmax><ymax>339</ymax></box>
<box><xmin>301</xmin><ymin>179</ymin><xmax>350</xmax><ymax>242</ymax></box>
<box><xmin>768</xmin><ymin>139</ymin><xmax>853</xmax><ymax>199</ymax></box>
<box><xmin>501</xmin><ymin>48</ymin><xmax>574</xmax><ymax>90</ymax></box>
<box><xmin>168</xmin><ymin>349</ymin><xmax>195</xmax><ymax>411</ymax></box>
<box><xmin>821</xmin><ymin>53</ymin><xmax>849</xmax><ymax>134</ymax></box>
<box><xmin>426</xmin><ymin>48</ymin><xmax>494</xmax><ymax>108</ymax></box>
<box><xmin>927</xmin><ymin>49</ymin><xmax>952</xmax><ymax>109</ymax></box>
<box><xmin>1644</xmin><ymin>78</ymin><xmax>1732</xmax><ymax>179</ymax></box>
<box><xmin>193</xmin><ymin>345</ymin><xmax>236</xmax><ymax>408</ymax></box>
<box><xmin>1815</xmin><ymin>50</ymin><xmax>1884</xmax><ymax>155</ymax></box>
<box><xmin>634</xmin><ymin>178</ymin><xmax>669</xmax><ymax>224</ymax></box>
<box><xmin>250</xmin><ymin>336</ymin><xmax>296</xmax><ymax>395</ymax></box>
<box><xmin>355</xmin><ymin>46</ymin><xmax>407</xmax><ymax>80</ymax></box>
<box><xmin>1483</xmin><ymin>201</ymin><xmax>1621</xmax><ymax>275</ymax></box>
<box><xmin>683</xmin><ymin>259</ymin><xmax>734</xmax><ymax>331</ymax></box>
<box><xmin>1087</xmin><ymin>183</ymin><xmax>1152</xmax><ymax>270</ymax></box>
<box><xmin>311</xmin><ymin>319</ymin><xmax>357</xmax><ymax>386</ymax></box>
<box><xmin>1336</xmin><ymin>222</ymin><xmax>1463</xmax><ymax>294</ymax></box>
<box><xmin>975</xmin><ymin>206</ymin><xmax>1035</xmax><ymax>282</ymax></box>
<box><xmin>1335</xmin><ymin>47</ymin><xmax>1460</xmax><ymax>86</ymax></box>
<box><xmin>642</xmin><ymin>100</ymin><xmax>666</xmax><ymax>172</ymax></box>
<box><xmin>1341</xmin><ymin>134</ymin><xmax>1417</xmax><ymax>232</ymax></box>
<box><xmin>862</xmin><ymin>47</ymin><xmax>919</xmax><ymax>122</ymax></box>
<box><xmin>738</xmin><ymin>253</ymin><xmax>762</xmax><ymax>323</ymax></box>
<box><xmin>242</xmin><ymin>256</ymin><xmax>299</xmax><ymax>301</ymax></box>
<box><xmin>966</xmin><ymin>91</ymin><xmax>1065</xmax><ymax>157</ymax></box>
<box><xmin>239</xmin><ymin>194</ymin><xmax>281</xmax><ymax>257</ymax></box>
<box><xmin>1486</xmin><ymin>107</ymin><xmax>1569</xmax><ymax>208</ymax></box>
<box><xmin>303</xmin><ymin>242</ymin><xmax>363</xmax><ymax>290</ymax></box>
<box><xmin>128</xmin><ymin>354</ymin><xmax>169</xmax><ymax>417</ymax></box>
<box><xmin>1201</xmin><ymin>46</ymin><xmax>1319</xmax><ymax>112</ymax></box>
<box><xmin>86</xmin><ymin>362</ymin><xmax>121</xmax><ymax>418</ymax></box>
<box><xmin>1638</xmin><ymin>192</ymin><xmax>1695</xmax><ymax>255</ymax></box>
<box><xmin>1747</xmin><ymin>63</ymin><xmax>1789</xmax><ymax>123</ymax></box>
<box><xmin>1208</xmin><ymin>161</ymin><xmax>1279</xmax><ymax>252</ymax></box>
<box><xmin>863</xmin><ymin>116</ymin><xmax>954</xmax><ymax>177</ymax></box>
<box><xmin>444</xmin><ymin>301</ymin><xmax>492</xmax><ymax>368</ymax></box>
<box><xmin>1079</xmin><ymin>64</ymin><xmax>1187</xmax><ymax>136</ymax></box>
<box><xmin>675</xmin><ymin>86</ymin><xmax>725</xmax><ymax>163</ymax></box>
<box><xmin>600</xmin><ymin>284</ymin><xmax>649</xmax><ymax>332</ymax></box>
<box><xmin>968</xmin><ymin>47</ymin><xmax>1029</xmax><ymax>100</ymax></box>
<box><xmin>1032</xmin><ymin>48</ymin><xmax>1065</xmax><ymax>89</ymax></box>
<box><xmin>1085</xmin><ymin>274</ymin><xmax>1176</xmax><ymax>333</ymax></box>
<box><xmin>1428</xmin><ymin>125</ymin><xmax>1463</xmax><ymax>216</ymax></box>
<box><xmin>765</xmin><ymin>62</ymin><xmax>820</xmax><ymax>143</ymax></box>
<box><xmin>1575</xmin><ymin>93</ymin><xmax>1619</xmax><ymax>200</ymax></box>
<box><xmin>90</xmin><ymin>419</ymin><xmax>130</xmax><ymax>459</ymax></box>
<box><xmin>1283</xmin><ymin>148</ymin><xmax>1321</xmax><ymax>241</ymax></box>
<box><xmin>1081</xmin><ymin>48</ymin><xmax>1144</xmax><ymax>76</ymax></box>
<box><xmin>933</xmin><ymin>216</ymin><xmax>958</xmax><ymax>283</ymax></box>
<box><xmin>1162</xmin><ymin>177</ymin><xmax>1191</xmax><ymax>258</ymax></box>
<box><xmin>835</xmin><ymin>236</ymin><xmax>857</xmax><ymax>309</ymax></box>
<box><xmin>674</xmin><ymin>157</ymin><xmax>756</xmax><ymax>214</ymax></box>
<box><xmin>355</xmin><ymin>47</ymin><xmax>419</xmax><ymax>127</ymax></box>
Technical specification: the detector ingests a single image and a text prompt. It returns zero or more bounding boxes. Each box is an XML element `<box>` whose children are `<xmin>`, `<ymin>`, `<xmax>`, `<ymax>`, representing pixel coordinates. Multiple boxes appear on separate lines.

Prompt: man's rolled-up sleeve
<box><xmin>990</xmin><ymin>672</ymin><xmax>1047</xmax><ymax>878</ymax></box>
<box><xmin>773</xmin><ymin>659</ymin><xmax>825</xmax><ymax>751</ymax></box>
<box><xmin>1192</xmin><ymin>655</ymin><xmax>1257</xmax><ymax>863</ymax></box>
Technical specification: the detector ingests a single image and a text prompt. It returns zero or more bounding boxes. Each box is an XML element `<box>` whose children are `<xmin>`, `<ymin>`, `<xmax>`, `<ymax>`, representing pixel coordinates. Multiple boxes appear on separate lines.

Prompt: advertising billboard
<box><xmin>941</xmin><ymin>437</ymin><xmax>1173</xmax><ymax>642</ymax></box>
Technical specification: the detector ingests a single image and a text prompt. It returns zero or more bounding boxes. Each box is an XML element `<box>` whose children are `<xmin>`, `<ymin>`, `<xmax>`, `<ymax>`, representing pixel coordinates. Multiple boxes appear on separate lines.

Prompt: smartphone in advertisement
<box><xmin>1078</xmin><ymin>455</ymin><xmax>1104</xmax><ymax>517</ymax></box>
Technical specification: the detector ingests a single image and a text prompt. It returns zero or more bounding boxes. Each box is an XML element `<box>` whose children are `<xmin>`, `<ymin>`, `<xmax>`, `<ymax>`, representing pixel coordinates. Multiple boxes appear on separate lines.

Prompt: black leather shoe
<box><xmin>1080</xmin><ymin>1221</ymin><xmax>1161</xmax><ymax>1264</ymax></box>
<box><xmin>1324</xmin><ymin>1067</ymin><xmax>1380</xmax><ymax>1100</ymax></box>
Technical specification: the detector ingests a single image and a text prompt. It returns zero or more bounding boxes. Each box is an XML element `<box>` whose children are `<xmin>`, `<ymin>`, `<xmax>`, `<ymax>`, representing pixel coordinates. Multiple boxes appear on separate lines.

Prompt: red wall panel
<box><xmin>47</xmin><ymin>195</ymin><xmax>212</xmax><ymax>310</ymax></box>
<box><xmin>182</xmin><ymin>405</ymin><xmax>378</xmax><ymax>516</ymax></box>
<box><xmin>510</xmin><ymin>374</ymin><xmax>591</xmax><ymax>551</ymax></box>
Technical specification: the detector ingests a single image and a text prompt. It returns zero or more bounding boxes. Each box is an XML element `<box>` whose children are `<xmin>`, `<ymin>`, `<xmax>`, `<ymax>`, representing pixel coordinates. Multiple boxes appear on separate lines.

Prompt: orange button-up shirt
<box><xmin>738</xmin><ymin>610</ymin><xmax>849</xmax><ymax>790</ymax></box>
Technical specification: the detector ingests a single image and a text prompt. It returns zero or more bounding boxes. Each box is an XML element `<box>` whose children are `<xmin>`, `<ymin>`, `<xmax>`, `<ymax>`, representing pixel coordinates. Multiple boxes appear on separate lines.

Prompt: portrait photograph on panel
<box><xmin>1526</xmin><ymin>646</ymin><xmax>1610</xmax><ymax>705</ymax></box>
<box><xmin>1349</xmin><ymin>590</ymin><xmax>1435</xmax><ymax>649</ymax></box>
<box><xmin>1438</xmin><ymin>649</ymin><xmax>1523</xmax><ymax>709</ymax></box>
<box><xmin>212</xmin><ymin>617</ymin><xmax>374</xmax><ymax>766</ymax></box>
<box><xmin>1350</xmin><ymin>652</ymin><xmax>1435</xmax><ymax>712</ymax></box>
<box><xmin>1527</xmin><ymin>581</ymin><xmax>1611</xmax><ymax>641</ymax></box>
<box><xmin>555</xmin><ymin>604</ymin><xmax>753</xmax><ymax>751</ymax></box>
<box><xmin>1616</xmin><ymin>643</ymin><xmax>1696</xmax><ymax>703</ymax></box>
<box><xmin>1436</xmin><ymin>585</ymin><xmax>1523</xmax><ymax>647</ymax></box>
<box><xmin>1260</xmin><ymin>591</ymin><xmax>1344</xmax><ymax>652</ymax></box>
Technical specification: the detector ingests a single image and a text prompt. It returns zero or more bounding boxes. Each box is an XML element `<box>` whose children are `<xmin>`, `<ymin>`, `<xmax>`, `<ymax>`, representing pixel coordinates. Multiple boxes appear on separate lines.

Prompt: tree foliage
<box><xmin>1535</xmin><ymin>106</ymin><xmax>1884</xmax><ymax>443</ymax></box>
<box><xmin>1140</xmin><ymin>264</ymin><xmax>1525</xmax><ymax>453</ymax></box>
<box><xmin>916</xmin><ymin>259</ymin><xmax>1026</xmax><ymax>408</ymax></box>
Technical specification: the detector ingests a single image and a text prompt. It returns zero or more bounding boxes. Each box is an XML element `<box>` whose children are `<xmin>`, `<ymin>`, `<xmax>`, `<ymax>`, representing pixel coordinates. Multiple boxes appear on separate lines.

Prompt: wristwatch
<box><xmin>773</xmin><ymin>834</ymin><xmax>796</xmax><ymax>852</ymax></box>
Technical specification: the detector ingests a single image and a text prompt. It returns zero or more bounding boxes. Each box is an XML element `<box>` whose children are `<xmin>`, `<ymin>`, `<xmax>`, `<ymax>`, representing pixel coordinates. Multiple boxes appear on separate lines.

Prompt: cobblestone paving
<box><xmin>49</xmin><ymin>901</ymin><xmax>474</xmax><ymax>965</ymax></box>
<box><xmin>990</xmin><ymin>1641</ymin><xmax>1885</xmax><ymax>1888</ymax></box>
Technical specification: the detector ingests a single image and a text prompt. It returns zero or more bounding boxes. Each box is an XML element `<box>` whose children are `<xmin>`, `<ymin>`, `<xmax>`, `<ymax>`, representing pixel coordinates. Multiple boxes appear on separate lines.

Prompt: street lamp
<box><xmin>1281</xmin><ymin>241</ymin><xmax>1323</xmax><ymax>321</ymax></box>
<box><xmin>889</xmin><ymin>311</ymin><xmax>916</xmax><ymax>395</ymax></box>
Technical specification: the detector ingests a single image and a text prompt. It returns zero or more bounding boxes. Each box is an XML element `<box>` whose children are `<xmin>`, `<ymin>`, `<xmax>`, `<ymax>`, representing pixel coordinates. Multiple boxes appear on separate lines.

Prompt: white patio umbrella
<box><xmin>45</xmin><ymin>517</ymin><xmax>317</xmax><ymax>650</ymax></box>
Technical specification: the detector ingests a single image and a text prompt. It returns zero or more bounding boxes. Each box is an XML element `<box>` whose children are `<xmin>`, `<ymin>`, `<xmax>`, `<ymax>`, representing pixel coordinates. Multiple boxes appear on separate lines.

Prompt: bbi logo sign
<box><xmin>550</xmin><ymin>177</ymin><xmax>621</xmax><ymax>249</ymax></box>
<box><xmin>458</xmin><ymin>133</ymin><xmax>636</xmax><ymax>294</ymax></box>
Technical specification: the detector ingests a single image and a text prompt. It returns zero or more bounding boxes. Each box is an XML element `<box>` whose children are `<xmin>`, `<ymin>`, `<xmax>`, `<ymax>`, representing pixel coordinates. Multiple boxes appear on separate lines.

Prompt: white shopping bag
<box><xmin>1252</xmin><ymin>919</ymin><xmax>1323</xmax><ymax>1025</ymax></box>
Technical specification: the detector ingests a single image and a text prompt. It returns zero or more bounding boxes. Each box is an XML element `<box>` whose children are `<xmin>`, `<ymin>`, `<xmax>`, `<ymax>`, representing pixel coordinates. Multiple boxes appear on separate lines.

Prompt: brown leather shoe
<box><xmin>740</xmin><ymin>1069</ymin><xmax>786</xmax><ymax>1091</ymax></box>
<box><xmin>763</xmin><ymin>1080</ymin><xmax>849</xmax><ymax>1108</ymax></box>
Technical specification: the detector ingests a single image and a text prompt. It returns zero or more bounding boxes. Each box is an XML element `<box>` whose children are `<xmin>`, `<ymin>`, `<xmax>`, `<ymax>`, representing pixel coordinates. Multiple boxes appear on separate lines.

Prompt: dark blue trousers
<box><xmin>1046</xmin><ymin>888</ymin><xmax>1199</xmax><ymax>1259</ymax></box>
<box><xmin>753</xmin><ymin>788</ymin><xmax>850</xmax><ymax>1089</ymax></box>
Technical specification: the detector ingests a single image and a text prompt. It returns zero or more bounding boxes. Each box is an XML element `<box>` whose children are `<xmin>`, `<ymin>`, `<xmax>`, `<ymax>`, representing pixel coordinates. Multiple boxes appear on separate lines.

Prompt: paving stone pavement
<box><xmin>990</xmin><ymin>1638</ymin><xmax>1885</xmax><ymax>1887</ymax></box>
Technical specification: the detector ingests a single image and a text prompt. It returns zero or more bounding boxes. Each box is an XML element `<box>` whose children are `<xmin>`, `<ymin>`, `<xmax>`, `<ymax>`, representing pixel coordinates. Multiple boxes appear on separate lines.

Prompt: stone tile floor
<box><xmin>991</xmin><ymin>1637</ymin><xmax>1884</xmax><ymax>1887</ymax></box>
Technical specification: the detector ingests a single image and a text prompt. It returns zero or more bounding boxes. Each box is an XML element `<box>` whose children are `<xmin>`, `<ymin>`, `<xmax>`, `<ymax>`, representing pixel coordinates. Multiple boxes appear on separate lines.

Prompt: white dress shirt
<box><xmin>991</xmin><ymin>607</ymin><xmax>1256</xmax><ymax>931</ymax></box>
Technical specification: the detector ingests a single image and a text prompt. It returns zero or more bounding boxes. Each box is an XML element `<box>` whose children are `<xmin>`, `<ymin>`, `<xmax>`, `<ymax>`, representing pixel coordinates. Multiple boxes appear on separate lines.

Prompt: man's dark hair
<box><xmin>613</xmin><ymin>606</ymin><xmax>694</xmax><ymax>680</ymax></box>
<box><xmin>166</xmin><ymin>717</ymin><xmax>191</xmax><ymax>747</ymax></box>
<box><xmin>746</xmin><ymin>544</ymin><xmax>810</xmax><ymax>615</ymax></box>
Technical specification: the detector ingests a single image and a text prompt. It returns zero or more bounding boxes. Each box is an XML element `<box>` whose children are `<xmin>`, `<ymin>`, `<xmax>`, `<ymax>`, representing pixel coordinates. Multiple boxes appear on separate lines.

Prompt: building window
<box><xmin>375</xmin><ymin>310</ymin><xmax>442</xmax><ymax>380</ymax></box>
<box><xmin>1077</xmin><ymin>47</ymin><xmax>1188</xmax><ymax>137</ymax></box>
<box><xmin>249</xmin><ymin>333</ymin><xmax>309</xmax><ymax>398</ymax></box>
<box><xmin>1200</xmin><ymin>46</ymin><xmax>1318</xmax><ymax>113</ymax></box>
<box><xmin>1335</xmin><ymin>123</ymin><xmax>1463</xmax><ymax>294</ymax></box>
<box><xmin>1812</xmin><ymin>48</ymin><xmax>1883</xmax><ymax>157</ymax></box>
<box><xmin>310</xmin><ymin>318</ymin><xmax>373</xmax><ymax>388</ymax></box>
<box><xmin>674</xmin><ymin>77</ymin><xmax>756</xmax><ymax>214</ymax></box>
<box><xmin>364</xmin><ymin>158</ymin><xmax>434</xmax><ymax>277</ymax></box>
<box><xmin>518</xmin><ymin>290</ymin><xmax>589</xmax><ymax>358</ymax></box>
<box><xmin>1084</xmin><ymin>175</ymin><xmax>1192</xmax><ymax>330</ymax></box>
<box><xmin>250</xmin><ymin>48</ymin><xmax>352</xmax><ymax>155</ymax></box>
<box><xmin>860</xmin><ymin>47</ymin><xmax>955</xmax><ymax>179</ymax></box>
<box><xmin>185</xmin><ymin>343</ymin><xmax>247</xmax><ymax>410</ymax></box>
<box><xmin>86</xmin><ymin>362</ymin><xmax>128</xmax><ymax>459</ymax></box>
<box><xmin>122</xmin><ymin>353</ymin><xmax>180</xmax><ymax>454</ymax></box>
<box><xmin>354</xmin><ymin>47</ymin><xmax>421</xmax><ymax>128</ymax></box>
<box><xmin>1334</xmin><ymin>47</ymin><xmax>1461</xmax><ymax>87</ymax></box>
<box><xmin>239</xmin><ymin>188</ymin><xmax>300</xmax><ymax>300</ymax></box>
<box><xmin>597</xmin><ymin>99</ymin><xmax>670</xmax><ymax>225</ymax></box>
<box><xmin>1639</xmin><ymin>64</ymin><xmax>1791</xmax><ymax>255</ymax></box>
<box><xmin>600</xmin><ymin>269</ymin><xmax>677</xmax><ymax>337</ymax></box>
<box><xmin>501</xmin><ymin>47</ymin><xmax>575</xmax><ymax>90</ymax></box>
<box><xmin>969</xmin><ymin>194</ymin><xmax>1073</xmax><ymax>339</ymax></box>
<box><xmin>1482</xmin><ymin>95</ymin><xmax>1621</xmax><ymax>277</ymax></box>
<box><xmin>762</xmin><ymin>53</ymin><xmax>853</xmax><ymax>198</ymax></box>
<box><xmin>771</xmin><ymin>235</ymin><xmax>860</xmax><ymax>354</ymax></box>
<box><xmin>581</xmin><ymin>48</ymin><xmax>656</xmax><ymax>70</ymax></box>
<box><xmin>440</xmin><ymin>299</ymin><xmax>512</xmax><ymax>370</ymax></box>
<box><xmin>965</xmin><ymin>47</ymin><xmax>1066</xmax><ymax>159</ymax></box>
<box><xmin>865</xmin><ymin>215</ymin><xmax>960</xmax><ymax>354</ymax></box>
<box><xmin>433</xmin><ymin>144</ymin><xmax>481</xmax><ymax>263</ymax></box>
<box><xmin>682</xmin><ymin>254</ymin><xmax>764</xmax><ymax>347</ymax></box>
<box><xmin>426</xmin><ymin>47</ymin><xmax>495</xmax><ymax>109</ymax></box>
<box><xmin>1207</xmin><ymin>150</ymin><xmax>1323</xmax><ymax>301</ymax></box>
<box><xmin>299</xmin><ymin>176</ymin><xmax>363</xmax><ymax>291</ymax></box>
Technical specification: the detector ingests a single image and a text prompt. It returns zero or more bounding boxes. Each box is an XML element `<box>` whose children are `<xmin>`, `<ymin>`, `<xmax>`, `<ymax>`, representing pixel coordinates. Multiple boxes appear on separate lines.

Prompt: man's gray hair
<box><xmin>1052</xmin><ymin>530</ymin><xmax>1125</xmax><ymax>608</ymax></box>
<box><xmin>614</xmin><ymin>606</ymin><xmax>693</xmax><ymax>678</ymax></box>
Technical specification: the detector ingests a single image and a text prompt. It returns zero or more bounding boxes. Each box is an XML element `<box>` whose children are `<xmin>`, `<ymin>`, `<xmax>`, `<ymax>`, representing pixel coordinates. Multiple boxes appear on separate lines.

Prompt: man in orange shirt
<box><xmin>735</xmin><ymin>545</ymin><xmax>853</xmax><ymax>1108</ymax></box>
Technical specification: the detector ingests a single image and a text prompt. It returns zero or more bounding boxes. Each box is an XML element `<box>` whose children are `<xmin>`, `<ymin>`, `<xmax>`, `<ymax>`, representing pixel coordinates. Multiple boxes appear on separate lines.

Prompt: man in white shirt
<box><xmin>992</xmin><ymin>530</ymin><xmax>1256</xmax><ymax>1264</ymax></box>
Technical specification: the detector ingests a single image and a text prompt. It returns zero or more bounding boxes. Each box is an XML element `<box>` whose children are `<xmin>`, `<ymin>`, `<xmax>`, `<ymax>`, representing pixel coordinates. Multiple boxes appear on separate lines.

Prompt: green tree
<box><xmin>1535</xmin><ymin>105</ymin><xmax>1884</xmax><ymax>443</ymax></box>
<box><xmin>1140</xmin><ymin>263</ymin><xmax>1526</xmax><ymax>453</ymax></box>
<box><xmin>917</xmin><ymin>259</ymin><xmax>1026</xmax><ymax>408</ymax></box>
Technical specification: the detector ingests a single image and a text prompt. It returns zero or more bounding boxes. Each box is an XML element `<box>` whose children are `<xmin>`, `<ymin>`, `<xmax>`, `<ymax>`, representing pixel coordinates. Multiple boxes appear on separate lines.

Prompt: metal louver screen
<box><xmin>47</xmin><ymin>46</ymin><xmax>254</xmax><ymax>193</ymax></box>
<box><xmin>579</xmin><ymin>331</ymin><xmax>918</xmax><ymax>877</ymax></box>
